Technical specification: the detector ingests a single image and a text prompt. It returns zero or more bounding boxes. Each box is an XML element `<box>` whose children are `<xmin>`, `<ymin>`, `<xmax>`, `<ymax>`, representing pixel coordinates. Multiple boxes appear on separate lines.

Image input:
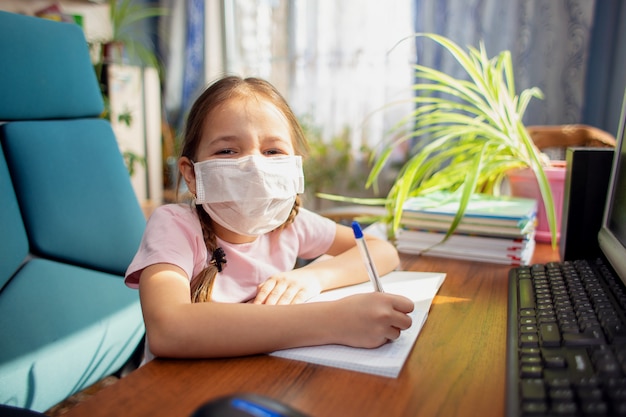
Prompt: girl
<box><xmin>125</xmin><ymin>76</ymin><xmax>414</xmax><ymax>362</ymax></box>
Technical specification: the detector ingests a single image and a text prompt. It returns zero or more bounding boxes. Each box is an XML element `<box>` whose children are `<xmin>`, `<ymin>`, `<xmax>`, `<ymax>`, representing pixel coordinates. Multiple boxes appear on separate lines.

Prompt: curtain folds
<box><xmin>217</xmin><ymin>0</ymin><xmax>416</xmax><ymax>155</ymax></box>
<box><xmin>158</xmin><ymin>0</ymin><xmax>625</xmax><ymax>151</ymax></box>
<box><xmin>413</xmin><ymin>0</ymin><xmax>596</xmax><ymax>128</ymax></box>
<box><xmin>583</xmin><ymin>0</ymin><xmax>626</xmax><ymax>137</ymax></box>
<box><xmin>160</xmin><ymin>0</ymin><xmax>205</xmax><ymax>131</ymax></box>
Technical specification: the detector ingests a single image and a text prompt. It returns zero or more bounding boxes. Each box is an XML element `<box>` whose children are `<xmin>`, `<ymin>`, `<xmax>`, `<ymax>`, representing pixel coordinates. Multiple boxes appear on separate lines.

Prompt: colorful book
<box><xmin>396</xmin><ymin>228</ymin><xmax>534</xmax><ymax>250</ymax></box>
<box><xmin>400</xmin><ymin>217</ymin><xmax>536</xmax><ymax>239</ymax></box>
<box><xmin>396</xmin><ymin>241</ymin><xmax>536</xmax><ymax>266</ymax></box>
<box><xmin>396</xmin><ymin>229</ymin><xmax>536</xmax><ymax>266</ymax></box>
<box><xmin>401</xmin><ymin>191</ymin><xmax>537</xmax><ymax>223</ymax></box>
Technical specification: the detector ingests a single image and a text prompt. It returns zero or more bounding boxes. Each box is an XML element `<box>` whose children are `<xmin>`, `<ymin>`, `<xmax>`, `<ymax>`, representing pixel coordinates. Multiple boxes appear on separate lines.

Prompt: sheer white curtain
<box><xmin>223</xmin><ymin>0</ymin><xmax>415</xmax><ymax>156</ymax></box>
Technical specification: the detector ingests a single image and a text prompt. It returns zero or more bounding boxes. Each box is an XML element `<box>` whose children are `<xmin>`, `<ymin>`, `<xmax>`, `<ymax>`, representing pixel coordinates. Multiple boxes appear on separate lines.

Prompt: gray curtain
<box><xmin>412</xmin><ymin>0</ymin><xmax>598</xmax><ymax>127</ymax></box>
<box><xmin>583</xmin><ymin>0</ymin><xmax>626</xmax><ymax>137</ymax></box>
<box><xmin>159</xmin><ymin>0</ymin><xmax>205</xmax><ymax>131</ymax></box>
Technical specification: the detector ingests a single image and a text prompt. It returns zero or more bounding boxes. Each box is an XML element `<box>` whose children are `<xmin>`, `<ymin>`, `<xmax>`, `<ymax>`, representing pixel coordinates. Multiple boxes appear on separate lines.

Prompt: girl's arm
<box><xmin>139</xmin><ymin>262</ymin><xmax>413</xmax><ymax>358</ymax></box>
<box><xmin>254</xmin><ymin>223</ymin><xmax>400</xmax><ymax>305</ymax></box>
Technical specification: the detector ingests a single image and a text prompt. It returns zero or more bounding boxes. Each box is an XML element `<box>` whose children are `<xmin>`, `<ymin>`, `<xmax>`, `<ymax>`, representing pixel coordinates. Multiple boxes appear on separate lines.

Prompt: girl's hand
<box><xmin>331</xmin><ymin>293</ymin><xmax>415</xmax><ymax>348</ymax></box>
<box><xmin>253</xmin><ymin>271</ymin><xmax>322</xmax><ymax>305</ymax></box>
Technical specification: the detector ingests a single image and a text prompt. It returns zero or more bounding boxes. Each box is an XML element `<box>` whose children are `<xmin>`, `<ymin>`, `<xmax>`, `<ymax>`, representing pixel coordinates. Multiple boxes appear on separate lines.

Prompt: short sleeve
<box><xmin>124</xmin><ymin>204</ymin><xmax>208</xmax><ymax>288</ymax></box>
<box><xmin>291</xmin><ymin>208</ymin><xmax>337</xmax><ymax>259</ymax></box>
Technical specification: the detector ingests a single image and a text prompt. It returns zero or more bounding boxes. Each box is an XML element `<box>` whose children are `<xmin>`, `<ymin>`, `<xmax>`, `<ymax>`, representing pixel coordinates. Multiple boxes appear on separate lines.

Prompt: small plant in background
<box><xmin>107</xmin><ymin>0</ymin><xmax>167</xmax><ymax>68</ymax></box>
<box><xmin>300</xmin><ymin>116</ymin><xmax>375</xmax><ymax>211</ymax></box>
<box><xmin>91</xmin><ymin>0</ymin><xmax>167</xmax><ymax>177</ymax></box>
<box><xmin>123</xmin><ymin>150</ymin><xmax>146</xmax><ymax>177</ymax></box>
<box><xmin>100</xmin><ymin>94</ymin><xmax>146</xmax><ymax>176</ymax></box>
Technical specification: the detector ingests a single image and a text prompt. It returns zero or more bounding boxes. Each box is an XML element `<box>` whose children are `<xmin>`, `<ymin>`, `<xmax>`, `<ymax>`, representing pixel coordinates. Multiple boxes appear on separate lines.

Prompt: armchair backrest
<box><xmin>0</xmin><ymin>11</ymin><xmax>103</xmax><ymax>120</ymax></box>
<box><xmin>0</xmin><ymin>11</ymin><xmax>146</xmax><ymax>276</ymax></box>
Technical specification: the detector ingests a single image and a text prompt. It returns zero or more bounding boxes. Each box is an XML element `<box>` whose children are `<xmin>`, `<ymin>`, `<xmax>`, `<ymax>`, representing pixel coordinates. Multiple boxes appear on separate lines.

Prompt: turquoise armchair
<box><xmin>0</xmin><ymin>11</ymin><xmax>145</xmax><ymax>412</ymax></box>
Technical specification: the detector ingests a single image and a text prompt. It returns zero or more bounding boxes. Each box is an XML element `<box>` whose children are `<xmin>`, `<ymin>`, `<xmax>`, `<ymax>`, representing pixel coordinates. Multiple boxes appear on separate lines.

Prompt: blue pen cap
<box><xmin>351</xmin><ymin>221</ymin><xmax>364</xmax><ymax>239</ymax></box>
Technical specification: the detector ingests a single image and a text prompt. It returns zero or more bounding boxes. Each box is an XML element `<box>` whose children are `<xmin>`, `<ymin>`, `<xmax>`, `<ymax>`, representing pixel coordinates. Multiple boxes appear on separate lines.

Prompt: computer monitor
<box><xmin>598</xmin><ymin>89</ymin><xmax>626</xmax><ymax>282</ymax></box>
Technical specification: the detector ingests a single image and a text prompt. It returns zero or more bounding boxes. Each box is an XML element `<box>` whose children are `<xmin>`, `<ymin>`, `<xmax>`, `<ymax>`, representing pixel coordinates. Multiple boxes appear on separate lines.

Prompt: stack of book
<box><xmin>395</xmin><ymin>191</ymin><xmax>538</xmax><ymax>266</ymax></box>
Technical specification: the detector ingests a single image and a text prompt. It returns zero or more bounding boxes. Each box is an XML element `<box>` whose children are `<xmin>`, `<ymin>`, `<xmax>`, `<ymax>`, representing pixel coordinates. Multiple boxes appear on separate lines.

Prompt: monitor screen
<box><xmin>607</xmin><ymin>143</ymin><xmax>626</xmax><ymax>246</ymax></box>
<box><xmin>599</xmin><ymin>89</ymin><xmax>626</xmax><ymax>282</ymax></box>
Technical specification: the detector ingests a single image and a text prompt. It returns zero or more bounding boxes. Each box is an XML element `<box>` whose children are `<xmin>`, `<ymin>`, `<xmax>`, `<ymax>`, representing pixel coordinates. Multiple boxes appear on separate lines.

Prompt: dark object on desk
<box><xmin>191</xmin><ymin>394</ymin><xmax>310</xmax><ymax>417</ymax></box>
<box><xmin>0</xmin><ymin>405</ymin><xmax>47</xmax><ymax>417</ymax></box>
<box><xmin>559</xmin><ymin>147</ymin><xmax>614</xmax><ymax>261</ymax></box>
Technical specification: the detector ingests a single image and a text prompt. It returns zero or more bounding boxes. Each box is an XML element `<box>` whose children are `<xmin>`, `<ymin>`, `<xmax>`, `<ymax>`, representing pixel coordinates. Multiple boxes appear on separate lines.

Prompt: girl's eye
<box><xmin>215</xmin><ymin>149</ymin><xmax>236</xmax><ymax>156</ymax></box>
<box><xmin>263</xmin><ymin>149</ymin><xmax>287</xmax><ymax>156</ymax></box>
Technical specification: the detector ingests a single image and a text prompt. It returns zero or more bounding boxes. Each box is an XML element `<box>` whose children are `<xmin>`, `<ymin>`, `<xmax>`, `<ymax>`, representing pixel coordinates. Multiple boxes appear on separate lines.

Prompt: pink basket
<box><xmin>507</xmin><ymin>162</ymin><xmax>566</xmax><ymax>243</ymax></box>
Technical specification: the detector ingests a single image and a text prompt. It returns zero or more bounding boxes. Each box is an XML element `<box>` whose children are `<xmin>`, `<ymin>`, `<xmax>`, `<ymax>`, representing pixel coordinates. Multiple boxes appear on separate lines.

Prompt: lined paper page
<box><xmin>269</xmin><ymin>271</ymin><xmax>446</xmax><ymax>378</ymax></box>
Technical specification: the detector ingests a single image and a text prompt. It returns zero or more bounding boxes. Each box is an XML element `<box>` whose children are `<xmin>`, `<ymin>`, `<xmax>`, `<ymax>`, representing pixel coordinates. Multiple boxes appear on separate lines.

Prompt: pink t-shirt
<box><xmin>125</xmin><ymin>204</ymin><xmax>336</xmax><ymax>303</ymax></box>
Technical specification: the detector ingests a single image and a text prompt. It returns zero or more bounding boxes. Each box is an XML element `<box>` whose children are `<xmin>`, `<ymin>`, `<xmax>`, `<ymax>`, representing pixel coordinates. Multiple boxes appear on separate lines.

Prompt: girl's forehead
<box><xmin>204</xmin><ymin>96</ymin><xmax>291</xmax><ymax>131</ymax></box>
<box><xmin>196</xmin><ymin>96</ymin><xmax>295</xmax><ymax>152</ymax></box>
<box><xmin>212</xmin><ymin>95</ymin><xmax>280</xmax><ymax>114</ymax></box>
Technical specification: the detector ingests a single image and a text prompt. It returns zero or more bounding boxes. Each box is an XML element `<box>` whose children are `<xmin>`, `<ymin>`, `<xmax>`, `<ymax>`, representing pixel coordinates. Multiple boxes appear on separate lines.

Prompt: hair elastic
<box><xmin>210</xmin><ymin>247</ymin><xmax>227</xmax><ymax>272</ymax></box>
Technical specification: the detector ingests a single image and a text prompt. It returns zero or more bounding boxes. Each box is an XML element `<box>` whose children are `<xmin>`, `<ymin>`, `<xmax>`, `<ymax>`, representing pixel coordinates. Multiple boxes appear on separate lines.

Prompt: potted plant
<box><xmin>104</xmin><ymin>0</ymin><xmax>167</xmax><ymax>68</ymax></box>
<box><xmin>346</xmin><ymin>33</ymin><xmax>559</xmax><ymax>246</ymax></box>
<box><xmin>95</xmin><ymin>0</ymin><xmax>167</xmax><ymax>177</ymax></box>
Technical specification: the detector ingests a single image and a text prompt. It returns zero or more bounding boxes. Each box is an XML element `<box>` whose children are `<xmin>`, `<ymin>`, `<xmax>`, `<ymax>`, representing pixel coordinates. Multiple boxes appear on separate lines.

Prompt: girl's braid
<box><xmin>190</xmin><ymin>206</ymin><xmax>220</xmax><ymax>303</ymax></box>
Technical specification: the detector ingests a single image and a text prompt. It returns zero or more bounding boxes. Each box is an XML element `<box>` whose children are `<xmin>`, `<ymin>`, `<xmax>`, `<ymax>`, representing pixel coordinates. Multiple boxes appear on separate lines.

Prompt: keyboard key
<box><xmin>551</xmin><ymin>400</ymin><xmax>578</xmax><ymax>415</ymax></box>
<box><xmin>562</xmin><ymin>329</ymin><xmax>606</xmax><ymax>346</ymax></box>
<box><xmin>605</xmin><ymin>323</ymin><xmax>626</xmax><ymax>343</ymax></box>
<box><xmin>545</xmin><ymin>375</ymin><xmax>571</xmax><ymax>389</ymax></box>
<box><xmin>521</xmin><ymin>355</ymin><xmax>542</xmax><ymax>366</ymax></box>
<box><xmin>520</xmin><ymin>334</ymin><xmax>540</xmax><ymax>347</ymax></box>
<box><xmin>519</xmin><ymin>279</ymin><xmax>536</xmax><ymax>310</ymax></box>
<box><xmin>521</xmin><ymin>378</ymin><xmax>546</xmax><ymax>400</ymax></box>
<box><xmin>549</xmin><ymin>387</ymin><xmax>575</xmax><ymax>401</ymax></box>
<box><xmin>613</xmin><ymin>401</ymin><xmax>626</xmax><ymax>416</ymax></box>
<box><xmin>521</xmin><ymin>324</ymin><xmax>538</xmax><ymax>334</ymax></box>
<box><xmin>577</xmin><ymin>387</ymin><xmax>603</xmax><ymax>401</ymax></box>
<box><xmin>520</xmin><ymin>347</ymin><xmax>541</xmax><ymax>356</ymax></box>
<box><xmin>521</xmin><ymin>400</ymin><xmax>548</xmax><ymax>415</ymax></box>
<box><xmin>576</xmin><ymin>376</ymin><xmax>601</xmax><ymax>388</ymax></box>
<box><xmin>607</xmin><ymin>379</ymin><xmax>626</xmax><ymax>400</ymax></box>
<box><xmin>521</xmin><ymin>365</ymin><xmax>543</xmax><ymax>378</ymax></box>
<box><xmin>543</xmin><ymin>354</ymin><xmax>567</xmax><ymax>369</ymax></box>
<box><xmin>592</xmin><ymin>349</ymin><xmax>623</xmax><ymax>377</ymax></box>
<box><xmin>580</xmin><ymin>400</ymin><xmax>608</xmax><ymax>415</ymax></box>
<box><xmin>540</xmin><ymin>323</ymin><xmax>561</xmax><ymax>347</ymax></box>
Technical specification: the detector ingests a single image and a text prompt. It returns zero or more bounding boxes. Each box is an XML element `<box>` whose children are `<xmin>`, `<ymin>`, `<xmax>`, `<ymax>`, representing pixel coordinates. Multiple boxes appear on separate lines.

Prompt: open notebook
<box><xmin>270</xmin><ymin>270</ymin><xmax>446</xmax><ymax>378</ymax></box>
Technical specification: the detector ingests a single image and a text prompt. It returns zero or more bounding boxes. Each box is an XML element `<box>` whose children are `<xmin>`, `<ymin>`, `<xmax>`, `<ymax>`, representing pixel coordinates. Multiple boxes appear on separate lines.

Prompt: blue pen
<box><xmin>351</xmin><ymin>221</ymin><xmax>385</xmax><ymax>292</ymax></box>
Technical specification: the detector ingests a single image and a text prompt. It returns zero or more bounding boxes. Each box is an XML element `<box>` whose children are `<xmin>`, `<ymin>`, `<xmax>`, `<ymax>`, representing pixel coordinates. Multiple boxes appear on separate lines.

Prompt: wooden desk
<box><xmin>63</xmin><ymin>244</ymin><xmax>559</xmax><ymax>417</ymax></box>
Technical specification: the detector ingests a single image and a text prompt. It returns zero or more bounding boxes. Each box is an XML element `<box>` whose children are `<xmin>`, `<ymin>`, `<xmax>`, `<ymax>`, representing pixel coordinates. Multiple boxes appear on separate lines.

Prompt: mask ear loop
<box><xmin>188</xmin><ymin>159</ymin><xmax>197</xmax><ymax>200</ymax></box>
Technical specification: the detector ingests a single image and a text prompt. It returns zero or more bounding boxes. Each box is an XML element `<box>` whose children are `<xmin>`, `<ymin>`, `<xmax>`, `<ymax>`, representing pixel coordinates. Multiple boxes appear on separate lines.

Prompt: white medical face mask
<box><xmin>194</xmin><ymin>155</ymin><xmax>305</xmax><ymax>236</ymax></box>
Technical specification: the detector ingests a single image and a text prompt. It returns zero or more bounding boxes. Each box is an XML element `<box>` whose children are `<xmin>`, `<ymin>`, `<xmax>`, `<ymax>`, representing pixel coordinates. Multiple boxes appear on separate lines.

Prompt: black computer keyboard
<box><xmin>507</xmin><ymin>259</ymin><xmax>626</xmax><ymax>416</ymax></box>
